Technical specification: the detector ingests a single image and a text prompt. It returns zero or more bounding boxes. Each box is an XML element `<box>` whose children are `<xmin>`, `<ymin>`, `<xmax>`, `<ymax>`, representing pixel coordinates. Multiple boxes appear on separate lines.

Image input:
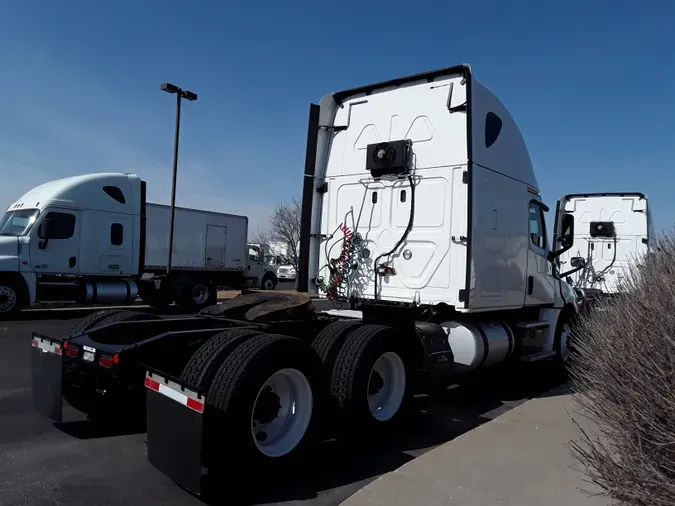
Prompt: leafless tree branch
<box><xmin>259</xmin><ymin>198</ymin><xmax>301</xmax><ymax>267</ymax></box>
<box><xmin>568</xmin><ymin>233</ymin><xmax>675</xmax><ymax>505</ymax></box>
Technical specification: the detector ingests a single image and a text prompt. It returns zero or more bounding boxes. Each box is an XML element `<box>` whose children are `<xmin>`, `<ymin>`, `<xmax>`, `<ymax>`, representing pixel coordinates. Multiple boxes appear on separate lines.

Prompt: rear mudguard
<box><xmin>145</xmin><ymin>369</ymin><xmax>205</xmax><ymax>495</ymax></box>
<box><xmin>31</xmin><ymin>334</ymin><xmax>64</xmax><ymax>422</ymax></box>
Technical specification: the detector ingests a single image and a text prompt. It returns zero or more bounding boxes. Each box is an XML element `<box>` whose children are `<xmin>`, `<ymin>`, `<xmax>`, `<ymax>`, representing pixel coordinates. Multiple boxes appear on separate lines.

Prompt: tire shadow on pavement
<box><xmin>53</xmin><ymin>418</ymin><xmax>146</xmax><ymax>439</ymax></box>
<box><xmin>197</xmin><ymin>364</ymin><xmax>568</xmax><ymax>506</ymax></box>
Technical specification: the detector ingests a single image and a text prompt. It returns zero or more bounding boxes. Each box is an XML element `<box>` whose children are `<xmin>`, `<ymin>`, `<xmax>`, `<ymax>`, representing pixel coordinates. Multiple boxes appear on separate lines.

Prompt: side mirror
<box><xmin>37</xmin><ymin>219</ymin><xmax>51</xmax><ymax>250</ymax></box>
<box><xmin>548</xmin><ymin>213</ymin><xmax>574</xmax><ymax>261</ymax></box>
<box><xmin>560</xmin><ymin>255</ymin><xmax>586</xmax><ymax>278</ymax></box>
<box><xmin>38</xmin><ymin>220</ymin><xmax>49</xmax><ymax>239</ymax></box>
<box><xmin>570</xmin><ymin>256</ymin><xmax>586</xmax><ymax>269</ymax></box>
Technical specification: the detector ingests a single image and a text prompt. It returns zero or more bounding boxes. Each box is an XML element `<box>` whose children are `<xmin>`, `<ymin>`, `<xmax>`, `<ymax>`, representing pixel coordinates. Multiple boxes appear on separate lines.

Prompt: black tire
<box><xmin>139</xmin><ymin>283</ymin><xmax>173</xmax><ymax>309</ymax></box>
<box><xmin>312</xmin><ymin>320</ymin><xmax>362</xmax><ymax>368</ymax></box>
<box><xmin>177</xmin><ymin>280</ymin><xmax>216</xmax><ymax>311</ymax></box>
<box><xmin>179</xmin><ymin>328</ymin><xmax>263</xmax><ymax>391</ymax></box>
<box><xmin>91</xmin><ymin>309</ymin><xmax>160</xmax><ymax>329</ymax></box>
<box><xmin>259</xmin><ymin>273</ymin><xmax>277</xmax><ymax>291</ymax></box>
<box><xmin>204</xmin><ymin>333</ymin><xmax>323</xmax><ymax>471</ymax></box>
<box><xmin>310</xmin><ymin>320</ymin><xmax>363</xmax><ymax>437</ymax></box>
<box><xmin>0</xmin><ymin>280</ymin><xmax>26</xmax><ymax>320</ymax></box>
<box><xmin>329</xmin><ymin>325</ymin><xmax>412</xmax><ymax>435</ymax></box>
<box><xmin>551</xmin><ymin>308</ymin><xmax>574</xmax><ymax>377</ymax></box>
<box><xmin>68</xmin><ymin>308</ymin><xmax>130</xmax><ymax>337</ymax></box>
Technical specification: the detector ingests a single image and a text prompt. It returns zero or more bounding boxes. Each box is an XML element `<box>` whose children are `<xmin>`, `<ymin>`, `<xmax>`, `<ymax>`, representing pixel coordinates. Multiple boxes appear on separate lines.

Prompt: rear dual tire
<box><xmin>181</xmin><ymin>322</ymin><xmax>412</xmax><ymax>473</ymax></box>
<box><xmin>184</xmin><ymin>332</ymin><xmax>323</xmax><ymax>470</ymax></box>
<box><xmin>326</xmin><ymin>324</ymin><xmax>412</xmax><ymax>435</ymax></box>
<box><xmin>311</xmin><ymin>322</ymin><xmax>412</xmax><ymax>438</ymax></box>
<box><xmin>177</xmin><ymin>280</ymin><xmax>217</xmax><ymax>311</ymax></box>
<box><xmin>68</xmin><ymin>308</ymin><xmax>159</xmax><ymax>337</ymax></box>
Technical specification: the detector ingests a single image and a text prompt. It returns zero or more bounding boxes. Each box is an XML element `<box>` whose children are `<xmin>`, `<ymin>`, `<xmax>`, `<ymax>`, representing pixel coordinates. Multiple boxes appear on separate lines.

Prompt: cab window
<box><xmin>39</xmin><ymin>212</ymin><xmax>76</xmax><ymax>240</ymax></box>
<box><xmin>528</xmin><ymin>202</ymin><xmax>547</xmax><ymax>250</ymax></box>
<box><xmin>248</xmin><ymin>247</ymin><xmax>260</xmax><ymax>262</ymax></box>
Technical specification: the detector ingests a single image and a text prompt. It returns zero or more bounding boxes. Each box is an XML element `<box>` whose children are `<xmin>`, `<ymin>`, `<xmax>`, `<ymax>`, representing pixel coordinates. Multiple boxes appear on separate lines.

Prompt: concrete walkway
<box><xmin>341</xmin><ymin>385</ymin><xmax>610</xmax><ymax>506</ymax></box>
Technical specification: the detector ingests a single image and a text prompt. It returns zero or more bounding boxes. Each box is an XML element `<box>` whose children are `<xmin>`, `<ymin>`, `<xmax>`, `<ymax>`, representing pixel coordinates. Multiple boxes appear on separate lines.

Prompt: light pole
<box><xmin>161</xmin><ymin>82</ymin><xmax>198</xmax><ymax>275</ymax></box>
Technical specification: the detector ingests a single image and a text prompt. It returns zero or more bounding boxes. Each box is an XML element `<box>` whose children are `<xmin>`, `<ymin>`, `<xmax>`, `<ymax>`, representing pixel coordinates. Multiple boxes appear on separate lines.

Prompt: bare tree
<box><xmin>251</xmin><ymin>226</ymin><xmax>273</xmax><ymax>258</ymax></box>
<box><xmin>568</xmin><ymin>233</ymin><xmax>675</xmax><ymax>506</ymax></box>
<box><xmin>260</xmin><ymin>198</ymin><xmax>301</xmax><ymax>267</ymax></box>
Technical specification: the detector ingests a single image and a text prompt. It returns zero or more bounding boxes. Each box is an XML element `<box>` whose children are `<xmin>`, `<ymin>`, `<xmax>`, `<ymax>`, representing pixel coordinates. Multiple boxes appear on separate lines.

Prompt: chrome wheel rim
<box><xmin>367</xmin><ymin>351</ymin><xmax>406</xmax><ymax>422</ymax></box>
<box><xmin>250</xmin><ymin>368</ymin><xmax>313</xmax><ymax>458</ymax></box>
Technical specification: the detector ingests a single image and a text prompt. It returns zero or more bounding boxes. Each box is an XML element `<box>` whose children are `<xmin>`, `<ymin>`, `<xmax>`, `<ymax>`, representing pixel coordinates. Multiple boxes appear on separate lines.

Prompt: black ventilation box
<box><xmin>589</xmin><ymin>221</ymin><xmax>615</xmax><ymax>238</ymax></box>
<box><xmin>366</xmin><ymin>140</ymin><xmax>412</xmax><ymax>178</ymax></box>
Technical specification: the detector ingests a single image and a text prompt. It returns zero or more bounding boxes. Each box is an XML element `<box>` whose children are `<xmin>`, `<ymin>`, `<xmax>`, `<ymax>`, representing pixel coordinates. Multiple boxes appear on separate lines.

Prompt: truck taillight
<box><xmin>65</xmin><ymin>345</ymin><xmax>79</xmax><ymax>357</ymax></box>
<box><xmin>99</xmin><ymin>355</ymin><xmax>114</xmax><ymax>368</ymax></box>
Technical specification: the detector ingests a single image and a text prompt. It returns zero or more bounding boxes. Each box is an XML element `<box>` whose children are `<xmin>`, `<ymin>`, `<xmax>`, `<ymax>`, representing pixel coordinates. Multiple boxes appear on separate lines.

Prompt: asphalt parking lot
<box><xmin>0</xmin><ymin>296</ymin><xmax>566</xmax><ymax>506</ymax></box>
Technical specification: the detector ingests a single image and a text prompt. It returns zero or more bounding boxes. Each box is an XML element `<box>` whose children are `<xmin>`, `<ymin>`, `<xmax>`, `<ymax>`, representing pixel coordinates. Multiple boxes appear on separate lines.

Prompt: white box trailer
<box><xmin>144</xmin><ymin>203</ymin><xmax>248</xmax><ymax>272</ymax></box>
<box><xmin>556</xmin><ymin>192</ymin><xmax>653</xmax><ymax>295</ymax></box>
<box><xmin>0</xmin><ymin>174</ymin><xmax>277</xmax><ymax>317</ymax></box>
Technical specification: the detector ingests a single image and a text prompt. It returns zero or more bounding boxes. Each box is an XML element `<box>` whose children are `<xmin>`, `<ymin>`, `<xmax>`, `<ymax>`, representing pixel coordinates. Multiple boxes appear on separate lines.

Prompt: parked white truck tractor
<box><xmin>0</xmin><ymin>173</ymin><xmax>276</xmax><ymax>317</ymax></box>
<box><xmin>555</xmin><ymin>192</ymin><xmax>653</xmax><ymax>307</ymax></box>
<box><xmin>31</xmin><ymin>64</ymin><xmax>582</xmax><ymax>495</ymax></box>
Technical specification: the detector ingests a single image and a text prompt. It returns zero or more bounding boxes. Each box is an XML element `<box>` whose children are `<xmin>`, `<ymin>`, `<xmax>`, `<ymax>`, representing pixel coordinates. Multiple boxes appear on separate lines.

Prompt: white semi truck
<box><xmin>556</xmin><ymin>192</ymin><xmax>653</xmax><ymax>299</ymax></box>
<box><xmin>0</xmin><ymin>173</ymin><xmax>277</xmax><ymax>317</ymax></box>
<box><xmin>31</xmin><ymin>64</ymin><xmax>582</xmax><ymax>494</ymax></box>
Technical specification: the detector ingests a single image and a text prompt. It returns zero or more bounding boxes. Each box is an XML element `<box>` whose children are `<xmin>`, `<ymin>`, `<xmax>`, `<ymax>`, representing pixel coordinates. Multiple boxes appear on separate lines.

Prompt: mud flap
<box><xmin>30</xmin><ymin>334</ymin><xmax>64</xmax><ymax>422</ymax></box>
<box><xmin>145</xmin><ymin>370</ymin><xmax>205</xmax><ymax>495</ymax></box>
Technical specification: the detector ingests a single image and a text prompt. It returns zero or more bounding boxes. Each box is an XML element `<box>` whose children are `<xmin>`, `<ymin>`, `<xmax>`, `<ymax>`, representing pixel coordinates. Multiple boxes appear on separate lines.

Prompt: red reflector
<box><xmin>65</xmin><ymin>345</ymin><xmax>79</xmax><ymax>357</ymax></box>
<box><xmin>31</xmin><ymin>339</ymin><xmax>38</xmax><ymax>348</ymax></box>
<box><xmin>144</xmin><ymin>377</ymin><xmax>160</xmax><ymax>391</ymax></box>
<box><xmin>62</xmin><ymin>341</ymin><xmax>69</xmax><ymax>350</ymax></box>
<box><xmin>113</xmin><ymin>354</ymin><xmax>119</xmax><ymax>364</ymax></box>
<box><xmin>99</xmin><ymin>355</ymin><xmax>113</xmax><ymax>368</ymax></box>
<box><xmin>186</xmin><ymin>397</ymin><xmax>205</xmax><ymax>413</ymax></box>
<box><xmin>55</xmin><ymin>346</ymin><xmax>62</xmax><ymax>356</ymax></box>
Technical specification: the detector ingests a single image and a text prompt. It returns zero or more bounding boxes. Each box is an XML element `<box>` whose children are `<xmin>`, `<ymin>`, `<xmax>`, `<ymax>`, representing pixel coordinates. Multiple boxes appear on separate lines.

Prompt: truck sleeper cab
<box><xmin>556</xmin><ymin>192</ymin><xmax>653</xmax><ymax>300</ymax></box>
<box><xmin>31</xmin><ymin>64</ymin><xmax>579</xmax><ymax>495</ymax></box>
<box><xmin>0</xmin><ymin>173</ymin><xmax>276</xmax><ymax>318</ymax></box>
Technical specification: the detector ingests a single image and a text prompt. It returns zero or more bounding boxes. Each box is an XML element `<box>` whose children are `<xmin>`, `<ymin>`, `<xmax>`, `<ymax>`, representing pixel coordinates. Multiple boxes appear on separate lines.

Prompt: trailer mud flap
<box><xmin>145</xmin><ymin>370</ymin><xmax>205</xmax><ymax>495</ymax></box>
<box><xmin>30</xmin><ymin>335</ymin><xmax>64</xmax><ymax>422</ymax></box>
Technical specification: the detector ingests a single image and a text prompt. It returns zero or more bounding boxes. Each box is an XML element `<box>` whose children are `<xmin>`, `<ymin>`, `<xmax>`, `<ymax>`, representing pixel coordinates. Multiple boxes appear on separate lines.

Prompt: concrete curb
<box><xmin>340</xmin><ymin>383</ymin><xmax>607</xmax><ymax>505</ymax></box>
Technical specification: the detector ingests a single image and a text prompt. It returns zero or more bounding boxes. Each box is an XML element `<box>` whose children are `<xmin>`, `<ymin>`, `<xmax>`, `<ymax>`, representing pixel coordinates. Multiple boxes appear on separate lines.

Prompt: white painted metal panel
<box><xmin>315</xmin><ymin>74</ymin><xmax>468</xmax><ymax>306</ymax></box>
<box><xmin>144</xmin><ymin>204</ymin><xmax>247</xmax><ymax>272</ymax></box>
<box><xmin>558</xmin><ymin>194</ymin><xmax>649</xmax><ymax>293</ymax></box>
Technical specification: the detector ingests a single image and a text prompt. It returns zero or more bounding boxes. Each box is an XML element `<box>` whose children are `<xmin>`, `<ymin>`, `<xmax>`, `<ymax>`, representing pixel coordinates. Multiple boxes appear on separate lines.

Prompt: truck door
<box><xmin>29</xmin><ymin>209</ymin><xmax>81</xmax><ymax>274</ymax></box>
<box><xmin>524</xmin><ymin>201</ymin><xmax>556</xmax><ymax>306</ymax></box>
<box><xmin>205</xmin><ymin>225</ymin><xmax>227</xmax><ymax>268</ymax></box>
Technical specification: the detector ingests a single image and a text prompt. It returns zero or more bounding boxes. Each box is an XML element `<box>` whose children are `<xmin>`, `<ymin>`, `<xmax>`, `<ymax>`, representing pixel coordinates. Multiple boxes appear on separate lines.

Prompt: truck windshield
<box><xmin>0</xmin><ymin>209</ymin><xmax>40</xmax><ymax>236</ymax></box>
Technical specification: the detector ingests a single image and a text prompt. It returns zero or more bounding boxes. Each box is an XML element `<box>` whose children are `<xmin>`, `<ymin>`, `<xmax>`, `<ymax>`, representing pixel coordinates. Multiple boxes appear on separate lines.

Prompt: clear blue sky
<box><xmin>0</xmin><ymin>0</ymin><xmax>673</xmax><ymax>233</ymax></box>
